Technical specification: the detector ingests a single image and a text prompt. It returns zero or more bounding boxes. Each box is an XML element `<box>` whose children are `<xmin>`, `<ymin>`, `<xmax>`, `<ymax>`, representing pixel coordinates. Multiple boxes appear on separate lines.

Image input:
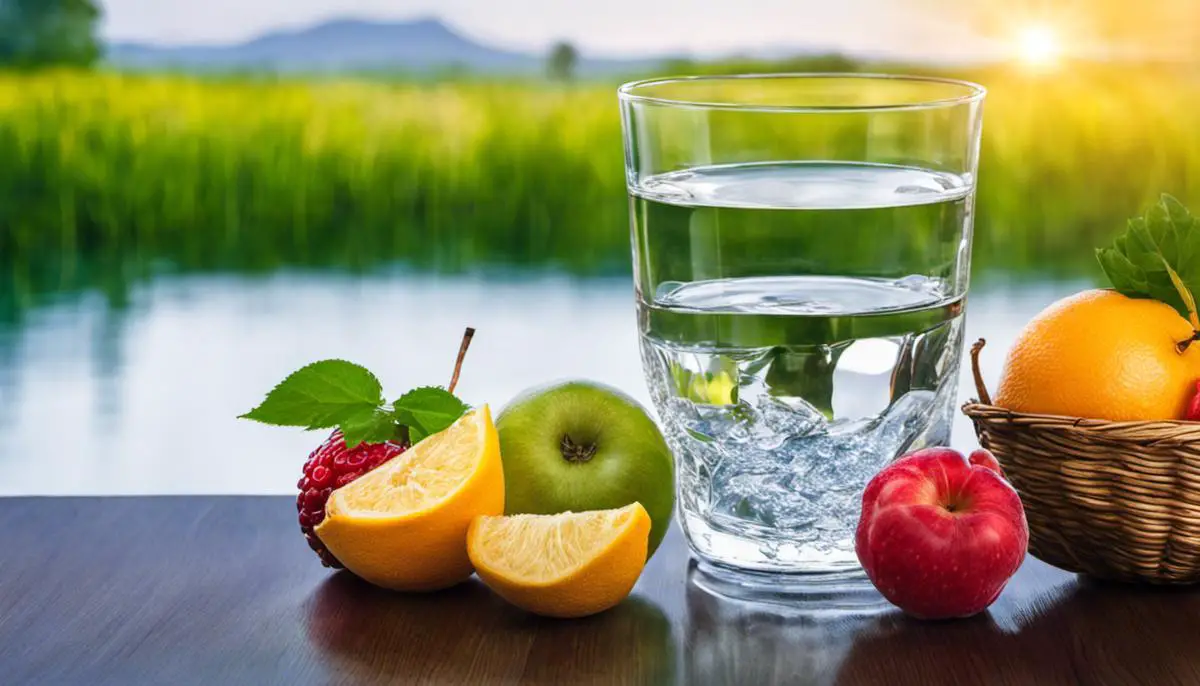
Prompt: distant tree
<box><xmin>0</xmin><ymin>0</ymin><xmax>102</xmax><ymax>68</ymax></box>
<box><xmin>547</xmin><ymin>41</ymin><xmax>578</xmax><ymax>81</ymax></box>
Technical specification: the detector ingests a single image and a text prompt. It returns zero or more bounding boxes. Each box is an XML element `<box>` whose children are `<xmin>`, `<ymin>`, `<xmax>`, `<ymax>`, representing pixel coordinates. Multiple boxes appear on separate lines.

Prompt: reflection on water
<box><xmin>0</xmin><ymin>266</ymin><xmax>1090</xmax><ymax>494</ymax></box>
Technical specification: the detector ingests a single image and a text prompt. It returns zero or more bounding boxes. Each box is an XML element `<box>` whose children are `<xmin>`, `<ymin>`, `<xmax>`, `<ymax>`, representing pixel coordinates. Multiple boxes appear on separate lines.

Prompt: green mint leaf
<box><xmin>393</xmin><ymin>386</ymin><xmax>470</xmax><ymax>443</ymax></box>
<box><xmin>1097</xmin><ymin>195</ymin><xmax>1200</xmax><ymax>321</ymax></box>
<box><xmin>240</xmin><ymin>360</ymin><xmax>385</xmax><ymax>430</ymax></box>
<box><xmin>340</xmin><ymin>409</ymin><xmax>399</xmax><ymax>449</ymax></box>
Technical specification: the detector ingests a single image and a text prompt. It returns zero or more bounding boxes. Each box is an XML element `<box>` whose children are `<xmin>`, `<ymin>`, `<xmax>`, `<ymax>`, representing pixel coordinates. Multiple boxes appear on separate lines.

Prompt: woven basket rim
<box><xmin>964</xmin><ymin>338</ymin><xmax>1200</xmax><ymax>443</ymax></box>
<box><xmin>962</xmin><ymin>401</ymin><xmax>1200</xmax><ymax>441</ymax></box>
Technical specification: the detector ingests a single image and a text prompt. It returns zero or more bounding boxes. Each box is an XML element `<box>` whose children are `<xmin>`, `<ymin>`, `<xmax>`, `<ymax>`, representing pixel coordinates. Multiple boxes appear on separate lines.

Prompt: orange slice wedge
<box><xmin>315</xmin><ymin>406</ymin><xmax>503</xmax><ymax>591</ymax></box>
<box><xmin>467</xmin><ymin>503</ymin><xmax>651</xmax><ymax>618</ymax></box>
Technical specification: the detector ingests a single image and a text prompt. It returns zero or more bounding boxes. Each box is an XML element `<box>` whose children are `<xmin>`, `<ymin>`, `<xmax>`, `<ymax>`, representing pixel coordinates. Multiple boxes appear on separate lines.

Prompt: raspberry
<box><xmin>297</xmin><ymin>431</ymin><xmax>406</xmax><ymax>567</ymax></box>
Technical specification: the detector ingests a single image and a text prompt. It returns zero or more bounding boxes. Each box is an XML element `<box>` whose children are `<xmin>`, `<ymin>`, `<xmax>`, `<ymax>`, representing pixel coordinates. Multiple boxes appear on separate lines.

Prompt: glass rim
<box><xmin>617</xmin><ymin>72</ymin><xmax>987</xmax><ymax>113</ymax></box>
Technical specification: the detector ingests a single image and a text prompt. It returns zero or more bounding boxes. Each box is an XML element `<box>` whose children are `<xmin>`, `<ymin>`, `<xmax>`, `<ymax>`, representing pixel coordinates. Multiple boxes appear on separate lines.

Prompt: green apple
<box><xmin>496</xmin><ymin>381</ymin><xmax>675</xmax><ymax>556</ymax></box>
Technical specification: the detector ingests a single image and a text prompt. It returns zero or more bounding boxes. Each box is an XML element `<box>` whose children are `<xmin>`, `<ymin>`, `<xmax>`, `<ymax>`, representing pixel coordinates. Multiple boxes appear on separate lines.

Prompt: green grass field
<box><xmin>0</xmin><ymin>64</ymin><xmax>1197</xmax><ymax>304</ymax></box>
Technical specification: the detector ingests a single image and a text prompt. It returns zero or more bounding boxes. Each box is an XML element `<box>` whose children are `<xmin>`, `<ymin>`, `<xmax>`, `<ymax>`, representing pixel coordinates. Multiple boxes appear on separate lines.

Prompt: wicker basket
<box><xmin>962</xmin><ymin>339</ymin><xmax>1200</xmax><ymax>584</ymax></box>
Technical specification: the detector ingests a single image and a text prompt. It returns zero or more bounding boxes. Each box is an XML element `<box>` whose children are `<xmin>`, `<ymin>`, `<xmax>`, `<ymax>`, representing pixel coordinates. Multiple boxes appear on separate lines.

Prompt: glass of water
<box><xmin>619</xmin><ymin>74</ymin><xmax>985</xmax><ymax>602</ymax></box>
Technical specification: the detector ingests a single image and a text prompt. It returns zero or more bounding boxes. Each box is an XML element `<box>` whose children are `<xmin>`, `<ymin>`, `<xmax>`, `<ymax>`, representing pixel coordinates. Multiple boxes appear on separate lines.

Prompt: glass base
<box><xmin>691</xmin><ymin>559</ymin><xmax>892</xmax><ymax>616</ymax></box>
<box><xmin>682</xmin><ymin>510</ymin><xmax>867</xmax><ymax>573</ymax></box>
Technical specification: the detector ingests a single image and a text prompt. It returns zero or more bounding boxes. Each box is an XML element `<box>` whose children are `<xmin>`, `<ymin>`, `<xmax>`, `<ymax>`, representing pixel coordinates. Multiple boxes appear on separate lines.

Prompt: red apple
<box><xmin>855</xmin><ymin>447</ymin><xmax>1028</xmax><ymax>619</ymax></box>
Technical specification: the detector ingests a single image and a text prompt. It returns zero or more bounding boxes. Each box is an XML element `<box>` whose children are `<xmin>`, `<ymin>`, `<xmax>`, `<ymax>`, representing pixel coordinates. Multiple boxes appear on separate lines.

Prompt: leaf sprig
<box><xmin>1097</xmin><ymin>195</ymin><xmax>1200</xmax><ymax>330</ymax></box>
<box><xmin>239</xmin><ymin>328</ymin><xmax>475</xmax><ymax>449</ymax></box>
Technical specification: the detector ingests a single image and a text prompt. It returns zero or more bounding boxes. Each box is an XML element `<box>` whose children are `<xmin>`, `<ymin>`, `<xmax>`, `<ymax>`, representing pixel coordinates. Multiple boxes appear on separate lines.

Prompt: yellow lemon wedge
<box><xmin>467</xmin><ymin>503</ymin><xmax>651</xmax><ymax>618</ymax></box>
<box><xmin>315</xmin><ymin>405</ymin><xmax>504</xmax><ymax>591</ymax></box>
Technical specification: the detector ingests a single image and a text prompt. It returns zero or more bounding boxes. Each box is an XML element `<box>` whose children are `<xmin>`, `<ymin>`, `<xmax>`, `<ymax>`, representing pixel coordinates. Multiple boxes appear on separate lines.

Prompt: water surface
<box><xmin>0</xmin><ymin>269</ymin><xmax>1087</xmax><ymax>495</ymax></box>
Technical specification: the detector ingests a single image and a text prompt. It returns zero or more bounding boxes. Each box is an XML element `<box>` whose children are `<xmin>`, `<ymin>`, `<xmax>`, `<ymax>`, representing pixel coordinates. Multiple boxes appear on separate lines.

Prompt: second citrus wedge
<box><xmin>467</xmin><ymin>503</ymin><xmax>651</xmax><ymax>618</ymax></box>
<box><xmin>314</xmin><ymin>405</ymin><xmax>504</xmax><ymax>591</ymax></box>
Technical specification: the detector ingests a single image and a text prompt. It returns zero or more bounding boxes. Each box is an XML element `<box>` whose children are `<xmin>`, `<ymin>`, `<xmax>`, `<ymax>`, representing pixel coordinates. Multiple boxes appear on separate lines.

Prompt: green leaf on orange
<box><xmin>1097</xmin><ymin>194</ymin><xmax>1200</xmax><ymax>325</ymax></box>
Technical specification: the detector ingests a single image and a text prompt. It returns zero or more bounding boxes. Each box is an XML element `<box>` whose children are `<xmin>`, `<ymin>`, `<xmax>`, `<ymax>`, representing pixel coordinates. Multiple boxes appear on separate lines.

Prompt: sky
<box><xmin>98</xmin><ymin>0</ymin><xmax>1000</xmax><ymax>60</ymax></box>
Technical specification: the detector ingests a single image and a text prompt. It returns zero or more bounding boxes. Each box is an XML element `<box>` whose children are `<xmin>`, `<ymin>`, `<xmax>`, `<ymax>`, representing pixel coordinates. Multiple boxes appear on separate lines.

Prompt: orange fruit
<box><xmin>314</xmin><ymin>406</ymin><xmax>504</xmax><ymax>591</ymax></box>
<box><xmin>466</xmin><ymin>503</ymin><xmax>651</xmax><ymax>618</ymax></box>
<box><xmin>994</xmin><ymin>289</ymin><xmax>1200</xmax><ymax>421</ymax></box>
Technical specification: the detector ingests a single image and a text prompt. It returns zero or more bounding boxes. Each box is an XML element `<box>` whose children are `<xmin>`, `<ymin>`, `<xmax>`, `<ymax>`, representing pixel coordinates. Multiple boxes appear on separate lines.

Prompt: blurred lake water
<box><xmin>0</xmin><ymin>268</ymin><xmax>1088</xmax><ymax>494</ymax></box>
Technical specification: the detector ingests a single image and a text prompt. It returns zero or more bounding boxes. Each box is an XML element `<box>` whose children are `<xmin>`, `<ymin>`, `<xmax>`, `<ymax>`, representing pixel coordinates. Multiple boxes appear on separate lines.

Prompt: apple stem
<box><xmin>447</xmin><ymin>327</ymin><xmax>475</xmax><ymax>394</ymax></box>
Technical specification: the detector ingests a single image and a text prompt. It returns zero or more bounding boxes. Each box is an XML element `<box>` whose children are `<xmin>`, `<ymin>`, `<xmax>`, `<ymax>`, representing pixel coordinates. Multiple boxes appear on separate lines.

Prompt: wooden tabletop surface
<box><xmin>3</xmin><ymin>496</ymin><xmax>1200</xmax><ymax>685</ymax></box>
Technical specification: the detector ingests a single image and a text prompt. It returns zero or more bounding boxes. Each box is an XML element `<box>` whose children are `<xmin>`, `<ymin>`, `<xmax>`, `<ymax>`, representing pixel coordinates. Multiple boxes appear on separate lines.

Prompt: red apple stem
<box><xmin>447</xmin><ymin>327</ymin><xmax>475</xmax><ymax>394</ymax></box>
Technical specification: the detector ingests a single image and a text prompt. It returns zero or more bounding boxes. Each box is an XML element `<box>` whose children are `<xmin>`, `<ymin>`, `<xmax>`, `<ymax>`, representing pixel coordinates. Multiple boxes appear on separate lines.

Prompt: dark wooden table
<box><xmin>3</xmin><ymin>497</ymin><xmax>1200</xmax><ymax>685</ymax></box>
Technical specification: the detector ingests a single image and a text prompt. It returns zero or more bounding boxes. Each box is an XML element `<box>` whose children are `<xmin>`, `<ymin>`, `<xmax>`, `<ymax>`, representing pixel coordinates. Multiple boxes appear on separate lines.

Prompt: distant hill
<box><xmin>107</xmin><ymin>17</ymin><xmax>656</xmax><ymax>75</ymax></box>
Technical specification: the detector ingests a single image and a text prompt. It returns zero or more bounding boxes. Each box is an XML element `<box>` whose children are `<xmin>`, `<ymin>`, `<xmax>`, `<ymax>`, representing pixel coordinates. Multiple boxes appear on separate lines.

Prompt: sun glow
<box><xmin>1015</xmin><ymin>24</ymin><xmax>1064</xmax><ymax>68</ymax></box>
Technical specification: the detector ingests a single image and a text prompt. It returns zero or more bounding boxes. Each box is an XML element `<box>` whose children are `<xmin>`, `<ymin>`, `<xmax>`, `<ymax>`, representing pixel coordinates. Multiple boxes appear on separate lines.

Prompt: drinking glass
<box><xmin>619</xmin><ymin>74</ymin><xmax>985</xmax><ymax>602</ymax></box>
